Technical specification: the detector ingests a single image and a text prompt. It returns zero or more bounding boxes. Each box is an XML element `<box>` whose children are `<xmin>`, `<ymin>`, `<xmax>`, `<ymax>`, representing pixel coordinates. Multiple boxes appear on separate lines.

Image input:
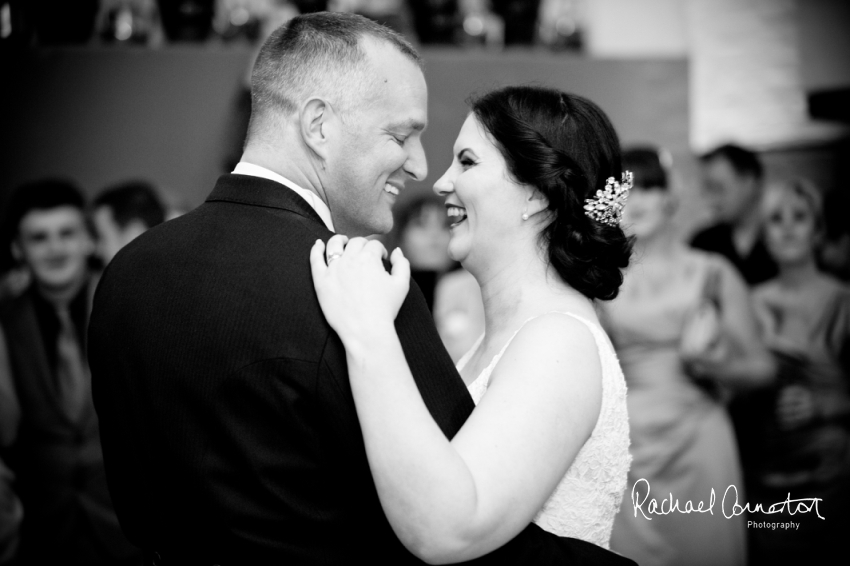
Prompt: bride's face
<box><xmin>433</xmin><ymin>114</ymin><xmax>528</xmax><ymax>268</ymax></box>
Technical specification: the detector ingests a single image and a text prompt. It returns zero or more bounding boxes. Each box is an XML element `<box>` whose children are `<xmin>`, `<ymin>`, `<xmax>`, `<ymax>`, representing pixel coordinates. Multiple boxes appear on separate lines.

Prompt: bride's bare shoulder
<box><xmin>497</xmin><ymin>312</ymin><xmax>602</xmax><ymax>386</ymax></box>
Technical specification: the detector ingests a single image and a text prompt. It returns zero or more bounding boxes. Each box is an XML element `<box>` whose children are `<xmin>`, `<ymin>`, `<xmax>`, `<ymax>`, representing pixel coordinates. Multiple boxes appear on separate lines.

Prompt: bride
<box><xmin>311</xmin><ymin>86</ymin><xmax>633</xmax><ymax>564</ymax></box>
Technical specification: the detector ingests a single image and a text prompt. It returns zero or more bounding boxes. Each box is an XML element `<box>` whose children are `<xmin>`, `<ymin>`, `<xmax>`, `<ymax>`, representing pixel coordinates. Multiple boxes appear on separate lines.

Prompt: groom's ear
<box><xmin>300</xmin><ymin>98</ymin><xmax>334</xmax><ymax>161</ymax></box>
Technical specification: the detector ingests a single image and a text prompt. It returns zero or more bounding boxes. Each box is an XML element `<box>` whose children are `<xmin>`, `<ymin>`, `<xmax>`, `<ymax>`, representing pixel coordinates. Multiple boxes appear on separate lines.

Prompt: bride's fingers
<box><xmin>363</xmin><ymin>239</ymin><xmax>388</xmax><ymax>261</ymax></box>
<box><xmin>389</xmin><ymin>247</ymin><xmax>410</xmax><ymax>282</ymax></box>
<box><xmin>310</xmin><ymin>239</ymin><xmax>328</xmax><ymax>279</ymax></box>
<box><xmin>325</xmin><ymin>234</ymin><xmax>349</xmax><ymax>263</ymax></box>
<box><xmin>340</xmin><ymin>237</ymin><xmax>370</xmax><ymax>255</ymax></box>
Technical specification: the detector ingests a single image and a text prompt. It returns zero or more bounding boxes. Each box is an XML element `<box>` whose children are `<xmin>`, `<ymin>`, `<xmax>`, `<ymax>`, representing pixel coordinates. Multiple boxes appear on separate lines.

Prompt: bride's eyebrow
<box><xmin>456</xmin><ymin>148</ymin><xmax>477</xmax><ymax>160</ymax></box>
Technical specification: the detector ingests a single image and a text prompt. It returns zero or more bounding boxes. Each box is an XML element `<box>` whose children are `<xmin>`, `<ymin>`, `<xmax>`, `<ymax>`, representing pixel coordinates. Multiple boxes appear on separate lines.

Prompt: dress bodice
<box><xmin>604</xmin><ymin>249</ymin><xmax>721</xmax><ymax>392</ymax></box>
<box><xmin>457</xmin><ymin>311</ymin><xmax>631</xmax><ymax>548</ymax></box>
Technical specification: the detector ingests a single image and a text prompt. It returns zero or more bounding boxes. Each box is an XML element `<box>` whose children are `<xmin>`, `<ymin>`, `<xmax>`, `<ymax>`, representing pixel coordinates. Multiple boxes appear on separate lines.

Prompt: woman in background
<box><xmin>433</xmin><ymin>266</ymin><xmax>485</xmax><ymax>364</ymax></box>
<box><xmin>391</xmin><ymin>193</ymin><xmax>458</xmax><ymax>312</ymax></box>
<box><xmin>748</xmin><ymin>178</ymin><xmax>850</xmax><ymax>565</ymax></box>
<box><xmin>392</xmin><ymin>195</ymin><xmax>484</xmax><ymax>362</ymax></box>
<box><xmin>606</xmin><ymin>147</ymin><xmax>774</xmax><ymax>566</ymax></box>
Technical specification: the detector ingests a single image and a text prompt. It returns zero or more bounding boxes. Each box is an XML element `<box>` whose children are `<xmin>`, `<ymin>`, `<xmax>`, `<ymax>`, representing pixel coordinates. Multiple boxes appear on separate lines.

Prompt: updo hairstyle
<box><xmin>468</xmin><ymin>86</ymin><xmax>633</xmax><ymax>300</ymax></box>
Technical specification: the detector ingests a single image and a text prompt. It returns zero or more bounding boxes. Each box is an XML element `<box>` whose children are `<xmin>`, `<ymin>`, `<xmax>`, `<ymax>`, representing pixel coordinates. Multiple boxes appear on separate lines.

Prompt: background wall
<box><xmin>2</xmin><ymin>46</ymin><xmax>256</xmax><ymax>212</ymax></box>
<box><xmin>1</xmin><ymin>46</ymin><xmax>689</xmax><ymax>212</ymax></box>
<box><xmin>3</xmin><ymin>0</ymin><xmax>847</xmax><ymax>248</ymax></box>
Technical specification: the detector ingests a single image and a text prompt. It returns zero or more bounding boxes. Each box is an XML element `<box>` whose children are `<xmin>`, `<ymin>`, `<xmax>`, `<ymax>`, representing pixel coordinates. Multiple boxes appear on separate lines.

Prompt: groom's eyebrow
<box><xmin>388</xmin><ymin>118</ymin><xmax>426</xmax><ymax>132</ymax></box>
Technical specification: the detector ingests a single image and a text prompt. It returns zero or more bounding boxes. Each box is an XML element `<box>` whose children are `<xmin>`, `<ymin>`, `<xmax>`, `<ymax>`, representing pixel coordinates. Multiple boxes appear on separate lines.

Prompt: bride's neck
<box><xmin>474</xmin><ymin>250</ymin><xmax>586</xmax><ymax>344</ymax></box>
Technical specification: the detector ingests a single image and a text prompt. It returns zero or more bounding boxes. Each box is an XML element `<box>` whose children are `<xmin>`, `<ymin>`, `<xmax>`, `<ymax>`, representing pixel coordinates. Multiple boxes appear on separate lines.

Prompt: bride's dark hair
<box><xmin>469</xmin><ymin>86</ymin><xmax>633</xmax><ymax>300</ymax></box>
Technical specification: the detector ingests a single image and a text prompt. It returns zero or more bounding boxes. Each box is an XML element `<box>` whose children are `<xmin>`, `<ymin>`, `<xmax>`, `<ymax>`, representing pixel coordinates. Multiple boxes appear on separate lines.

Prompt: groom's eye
<box><xmin>391</xmin><ymin>134</ymin><xmax>407</xmax><ymax>145</ymax></box>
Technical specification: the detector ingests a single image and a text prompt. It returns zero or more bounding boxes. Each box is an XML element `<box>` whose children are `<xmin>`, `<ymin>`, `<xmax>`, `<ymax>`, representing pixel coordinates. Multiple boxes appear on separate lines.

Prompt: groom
<box><xmin>89</xmin><ymin>12</ymin><xmax>633</xmax><ymax>566</ymax></box>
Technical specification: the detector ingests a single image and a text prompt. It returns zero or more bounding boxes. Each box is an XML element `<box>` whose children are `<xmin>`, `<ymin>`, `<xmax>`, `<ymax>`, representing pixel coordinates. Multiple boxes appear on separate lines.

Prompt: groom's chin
<box><xmin>368</xmin><ymin>214</ymin><xmax>395</xmax><ymax>237</ymax></box>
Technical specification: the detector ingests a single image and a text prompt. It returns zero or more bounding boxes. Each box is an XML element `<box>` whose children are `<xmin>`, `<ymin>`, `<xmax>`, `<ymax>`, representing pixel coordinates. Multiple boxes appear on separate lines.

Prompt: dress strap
<box><xmin>506</xmin><ymin>310</ymin><xmax>602</xmax><ymax>353</ymax></box>
<box><xmin>474</xmin><ymin>310</ymin><xmax>602</xmax><ymax>385</ymax></box>
<box><xmin>456</xmin><ymin>333</ymin><xmax>484</xmax><ymax>372</ymax></box>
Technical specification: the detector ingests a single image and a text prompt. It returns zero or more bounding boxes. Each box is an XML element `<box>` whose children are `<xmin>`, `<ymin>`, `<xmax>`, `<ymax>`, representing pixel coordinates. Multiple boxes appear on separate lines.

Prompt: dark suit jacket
<box><xmin>89</xmin><ymin>174</ymin><xmax>636</xmax><ymax>565</ymax></box>
<box><xmin>690</xmin><ymin>223</ymin><xmax>777</xmax><ymax>286</ymax></box>
<box><xmin>0</xmin><ymin>278</ymin><xmax>137</xmax><ymax>564</ymax></box>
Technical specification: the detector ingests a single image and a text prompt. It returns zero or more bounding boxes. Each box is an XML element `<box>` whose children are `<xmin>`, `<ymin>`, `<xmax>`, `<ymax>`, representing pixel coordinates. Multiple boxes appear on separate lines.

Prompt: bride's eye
<box><xmin>460</xmin><ymin>157</ymin><xmax>475</xmax><ymax>169</ymax></box>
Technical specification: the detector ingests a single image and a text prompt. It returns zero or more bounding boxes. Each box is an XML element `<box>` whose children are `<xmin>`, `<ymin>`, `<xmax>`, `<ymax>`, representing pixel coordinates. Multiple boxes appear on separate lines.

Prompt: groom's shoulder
<box><xmin>112</xmin><ymin>194</ymin><xmax>328</xmax><ymax>272</ymax></box>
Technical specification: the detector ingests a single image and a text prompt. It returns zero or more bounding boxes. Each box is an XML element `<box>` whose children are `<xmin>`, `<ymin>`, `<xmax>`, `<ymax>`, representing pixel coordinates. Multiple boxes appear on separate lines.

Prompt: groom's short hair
<box><xmin>247</xmin><ymin>12</ymin><xmax>422</xmax><ymax>142</ymax></box>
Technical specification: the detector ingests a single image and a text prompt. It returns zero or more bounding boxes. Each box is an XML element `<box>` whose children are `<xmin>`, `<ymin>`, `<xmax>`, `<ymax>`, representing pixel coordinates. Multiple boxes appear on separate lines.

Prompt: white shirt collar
<box><xmin>232</xmin><ymin>162</ymin><xmax>335</xmax><ymax>232</ymax></box>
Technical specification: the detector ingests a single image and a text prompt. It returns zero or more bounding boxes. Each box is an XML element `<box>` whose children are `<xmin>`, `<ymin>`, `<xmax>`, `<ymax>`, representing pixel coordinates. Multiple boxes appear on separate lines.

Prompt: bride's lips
<box><xmin>446</xmin><ymin>204</ymin><xmax>467</xmax><ymax>228</ymax></box>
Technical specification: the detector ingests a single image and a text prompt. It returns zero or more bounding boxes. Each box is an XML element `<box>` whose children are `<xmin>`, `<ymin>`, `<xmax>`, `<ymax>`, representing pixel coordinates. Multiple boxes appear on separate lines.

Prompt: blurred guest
<box><xmin>606</xmin><ymin>147</ymin><xmax>774</xmax><ymax>566</ymax></box>
<box><xmin>747</xmin><ymin>178</ymin><xmax>850</xmax><ymax>565</ymax></box>
<box><xmin>0</xmin><ymin>325</ymin><xmax>19</xmax><ymax>450</ymax></box>
<box><xmin>691</xmin><ymin>144</ymin><xmax>781</xmax><ymax>485</ymax></box>
<box><xmin>404</xmin><ymin>171</ymin><xmax>484</xmax><ymax>366</ymax></box>
<box><xmin>490</xmin><ymin>0</ymin><xmax>539</xmax><ymax>45</ymax></box>
<box><xmin>432</xmin><ymin>266</ymin><xmax>484</xmax><ymax>364</ymax></box>
<box><xmin>157</xmin><ymin>0</ymin><xmax>214</xmax><ymax>41</ymax></box>
<box><xmin>0</xmin><ymin>269</ymin><xmax>29</xmax><ymax>305</ymax></box>
<box><xmin>537</xmin><ymin>0</ymin><xmax>583</xmax><ymax>51</ymax></box>
<box><xmin>391</xmin><ymin>193</ymin><xmax>456</xmax><ymax>311</ymax></box>
<box><xmin>0</xmin><ymin>180</ymin><xmax>139</xmax><ymax>565</ymax></box>
<box><xmin>96</xmin><ymin>0</ymin><xmax>164</xmax><ymax>46</ymax></box>
<box><xmin>0</xmin><ymin>458</ymin><xmax>21</xmax><ymax>566</ymax></box>
<box><xmin>32</xmin><ymin>0</ymin><xmax>99</xmax><ymax>44</ymax></box>
<box><xmin>691</xmin><ymin>144</ymin><xmax>778</xmax><ymax>286</ymax></box>
<box><xmin>0</xmin><ymin>326</ymin><xmax>22</xmax><ymax>566</ymax></box>
<box><xmin>821</xmin><ymin>187</ymin><xmax>850</xmax><ymax>281</ymax></box>
<box><xmin>408</xmin><ymin>0</ymin><xmax>458</xmax><ymax>44</ymax></box>
<box><xmin>92</xmin><ymin>180</ymin><xmax>166</xmax><ymax>265</ymax></box>
<box><xmin>458</xmin><ymin>0</ymin><xmax>503</xmax><ymax>47</ymax></box>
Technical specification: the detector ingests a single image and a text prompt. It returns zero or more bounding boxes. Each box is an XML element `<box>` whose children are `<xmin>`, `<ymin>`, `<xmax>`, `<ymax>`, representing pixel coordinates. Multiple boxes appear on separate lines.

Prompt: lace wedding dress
<box><xmin>457</xmin><ymin>311</ymin><xmax>631</xmax><ymax>549</ymax></box>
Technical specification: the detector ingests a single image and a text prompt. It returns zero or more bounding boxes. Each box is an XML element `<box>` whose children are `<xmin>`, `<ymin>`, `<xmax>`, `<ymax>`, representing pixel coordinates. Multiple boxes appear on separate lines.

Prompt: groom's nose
<box><xmin>403</xmin><ymin>137</ymin><xmax>427</xmax><ymax>182</ymax></box>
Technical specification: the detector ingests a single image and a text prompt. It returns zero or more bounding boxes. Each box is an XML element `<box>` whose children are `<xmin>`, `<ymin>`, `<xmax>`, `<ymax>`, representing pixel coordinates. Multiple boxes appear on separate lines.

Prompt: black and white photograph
<box><xmin>1</xmin><ymin>1</ymin><xmax>848</xmax><ymax>565</ymax></box>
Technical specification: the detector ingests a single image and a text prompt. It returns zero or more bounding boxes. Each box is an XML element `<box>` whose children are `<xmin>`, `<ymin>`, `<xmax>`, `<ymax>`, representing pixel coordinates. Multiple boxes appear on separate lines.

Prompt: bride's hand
<box><xmin>310</xmin><ymin>235</ymin><xmax>410</xmax><ymax>344</ymax></box>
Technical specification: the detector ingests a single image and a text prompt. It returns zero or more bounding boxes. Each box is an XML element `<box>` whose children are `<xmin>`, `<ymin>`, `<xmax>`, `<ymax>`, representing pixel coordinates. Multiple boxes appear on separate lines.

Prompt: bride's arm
<box><xmin>311</xmin><ymin>239</ymin><xmax>601</xmax><ymax>564</ymax></box>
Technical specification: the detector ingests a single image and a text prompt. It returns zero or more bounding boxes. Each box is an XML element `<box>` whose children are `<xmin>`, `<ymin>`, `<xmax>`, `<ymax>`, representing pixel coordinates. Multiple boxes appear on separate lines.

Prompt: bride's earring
<box><xmin>521</xmin><ymin>211</ymin><xmax>529</xmax><ymax>221</ymax></box>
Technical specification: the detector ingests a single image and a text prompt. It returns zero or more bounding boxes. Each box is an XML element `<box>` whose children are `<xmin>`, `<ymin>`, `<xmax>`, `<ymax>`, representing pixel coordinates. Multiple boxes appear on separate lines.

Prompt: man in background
<box><xmin>92</xmin><ymin>180</ymin><xmax>166</xmax><ymax>265</ymax></box>
<box><xmin>0</xmin><ymin>326</ymin><xmax>22</xmax><ymax>565</ymax></box>
<box><xmin>0</xmin><ymin>179</ymin><xmax>138</xmax><ymax>565</ymax></box>
<box><xmin>691</xmin><ymin>143</ymin><xmax>778</xmax><ymax>285</ymax></box>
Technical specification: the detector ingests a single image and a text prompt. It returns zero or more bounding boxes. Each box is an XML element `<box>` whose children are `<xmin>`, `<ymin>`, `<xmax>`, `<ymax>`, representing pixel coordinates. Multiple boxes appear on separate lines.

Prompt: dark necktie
<box><xmin>55</xmin><ymin>306</ymin><xmax>89</xmax><ymax>423</ymax></box>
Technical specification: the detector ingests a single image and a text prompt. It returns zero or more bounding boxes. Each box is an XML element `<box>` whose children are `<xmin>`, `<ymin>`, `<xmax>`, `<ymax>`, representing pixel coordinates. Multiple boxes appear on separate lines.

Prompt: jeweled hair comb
<box><xmin>583</xmin><ymin>171</ymin><xmax>633</xmax><ymax>226</ymax></box>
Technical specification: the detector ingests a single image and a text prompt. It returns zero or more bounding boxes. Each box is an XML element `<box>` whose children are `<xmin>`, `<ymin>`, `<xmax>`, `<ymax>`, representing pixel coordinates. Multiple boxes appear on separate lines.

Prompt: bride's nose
<box><xmin>433</xmin><ymin>169</ymin><xmax>454</xmax><ymax>196</ymax></box>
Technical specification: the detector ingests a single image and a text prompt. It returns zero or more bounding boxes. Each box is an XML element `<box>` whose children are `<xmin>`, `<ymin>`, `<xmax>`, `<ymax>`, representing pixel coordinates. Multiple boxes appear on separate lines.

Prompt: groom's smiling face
<box><xmin>325</xmin><ymin>39</ymin><xmax>428</xmax><ymax>237</ymax></box>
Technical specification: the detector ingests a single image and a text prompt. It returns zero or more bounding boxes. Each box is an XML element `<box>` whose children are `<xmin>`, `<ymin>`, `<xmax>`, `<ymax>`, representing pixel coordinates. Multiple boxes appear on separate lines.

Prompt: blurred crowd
<box><xmin>0</xmin><ymin>0</ymin><xmax>584</xmax><ymax>50</ymax></box>
<box><xmin>0</xmin><ymin>179</ymin><xmax>172</xmax><ymax>565</ymax></box>
<box><xmin>0</xmin><ymin>40</ymin><xmax>848</xmax><ymax>564</ymax></box>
